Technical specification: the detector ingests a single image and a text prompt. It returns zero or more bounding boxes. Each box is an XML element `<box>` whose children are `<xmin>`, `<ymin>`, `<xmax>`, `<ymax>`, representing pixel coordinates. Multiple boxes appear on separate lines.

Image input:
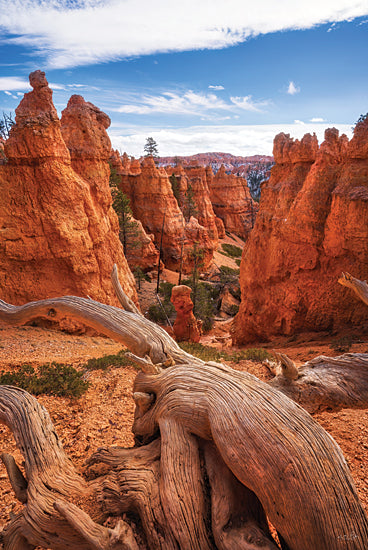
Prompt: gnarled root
<box><xmin>0</xmin><ymin>386</ymin><xmax>138</xmax><ymax>550</ymax></box>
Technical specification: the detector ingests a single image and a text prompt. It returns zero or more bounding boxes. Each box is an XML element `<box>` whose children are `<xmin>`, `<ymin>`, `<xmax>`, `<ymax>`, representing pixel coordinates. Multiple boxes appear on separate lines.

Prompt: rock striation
<box><xmin>233</xmin><ymin>124</ymin><xmax>368</xmax><ymax>343</ymax></box>
<box><xmin>120</xmin><ymin>156</ymin><xmax>215</xmax><ymax>272</ymax></box>
<box><xmin>209</xmin><ymin>165</ymin><xmax>258</xmax><ymax>240</ymax></box>
<box><xmin>0</xmin><ymin>70</ymin><xmax>137</xmax><ymax>306</ymax></box>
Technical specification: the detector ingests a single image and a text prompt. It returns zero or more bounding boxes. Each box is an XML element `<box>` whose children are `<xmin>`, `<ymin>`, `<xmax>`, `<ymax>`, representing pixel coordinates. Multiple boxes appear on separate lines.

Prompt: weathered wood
<box><xmin>0</xmin><ymin>296</ymin><xmax>199</xmax><ymax>367</ymax></box>
<box><xmin>132</xmin><ymin>363</ymin><xmax>368</xmax><ymax>549</ymax></box>
<box><xmin>269</xmin><ymin>353</ymin><xmax>368</xmax><ymax>413</ymax></box>
<box><xmin>0</xmin><ymin>386</ymin><xmax>138</xmax><ymax>550</ymax></box>
<box><xmin>339</xmin><ymin>272</ymin><xmax>368</xmax><ymax>307</ymax></box>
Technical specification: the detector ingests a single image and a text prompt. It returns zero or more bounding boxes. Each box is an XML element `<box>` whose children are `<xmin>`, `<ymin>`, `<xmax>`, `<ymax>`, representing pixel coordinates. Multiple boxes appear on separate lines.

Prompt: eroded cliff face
<box><xmin>0</xmin><ymin>70</ymin><xmax>137</xmax><ymax>306</ymax></box>
<box><xmin>168</xmin><ymin>164</ymin><xmax>219</xmax><ymax>246</ymax></box>
<box><xmin>233</xmin><ymin>125</ymin><xmax>368</xmax><ymax>344</ymax></box>
<box><xmin>121</xmin><ymin>156</ymin><xmax>214</xmax><ymax>272</ymax></box>
<box><xmin>209</xmin><ymin>165</ymin><xmax>258</xmax><ymax>240</ymax></box>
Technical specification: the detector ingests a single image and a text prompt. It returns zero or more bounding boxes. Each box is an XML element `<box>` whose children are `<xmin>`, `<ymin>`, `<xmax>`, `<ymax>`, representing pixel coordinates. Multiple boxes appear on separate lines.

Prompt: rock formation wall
<box><xmin>109</xmin><ymin>150</ymin><xmax>159</xmax><ymax>272</ymax></box>
<box><xmin>209</xmin><ymin>165</ymin><xmax>258</xmax><ymax>240</ymax></box>
<box><xmin>121</xmin><ymin>157</ymin><xmax>214</xmax><ymax>272</ymax></box>
<box><xmin>233</xmin><ymin>124</ymin><xmax>368</xmax><ymax>343</ymax></box>
<box><xmin>168</xmin><ymin>164</ymin><xmax>219</xmax><ymax>246</ymax></box>
<box><xmin>0</xmin><ymin>70</ymin><xmax>137</xmax><ymax>306</ymax></box>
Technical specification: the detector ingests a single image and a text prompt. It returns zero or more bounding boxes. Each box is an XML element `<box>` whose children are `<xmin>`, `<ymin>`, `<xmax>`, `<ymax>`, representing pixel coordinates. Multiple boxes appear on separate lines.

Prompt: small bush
<box><xmin>84</xmin><ymin>350</ymin><xmax>131</xmax><ymax>371</ymax></box>
<box><xmin>235</xmin><ymin>258</ymin><xmax>241</xmax><ymax>267</ymax></box>
<box><xmin>227</xmin><ymin>304</ymin><xmax>239</xmax><ymax>316</ymax></box>
<box><xmin>178</xmin><ymin>342</ymin><xmax>273</xmax><ymax>364</ymax></box>
<box><xmin>178</xmin><ymin>342</ymin><xmax>226</xmax><ymax>362</ymax></box>
<box><xmin>221</xmin><ymin>243</ymin><xmax>243</xmax><ymax>258</ymax></box>
<box><xmin>0</xmin><ymin>363</ymin><xmax>89</xmax><ymax>398</ymax></box>
<box><xmin>159</xmin><ymin>281</ymin><xmax>175</xmax><ymax>302</ymax></box>
<box><xmin>219</xmin><ymin>265</ymin><xmax>240</xmax><ymax>285</ymax></box>
<box><xmin>147</xmin><ymin>304</ymin><xmax>167</xmax><ymax>323</ymax></box>
<box><xmin>330</xmin><ymin>336</ymin><xmax>353</xmax><ymax>353</ymax></box>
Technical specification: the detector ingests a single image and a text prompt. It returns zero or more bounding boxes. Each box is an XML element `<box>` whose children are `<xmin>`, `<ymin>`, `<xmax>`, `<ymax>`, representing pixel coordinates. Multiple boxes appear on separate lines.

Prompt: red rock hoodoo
<box><xmin>0</xmin><ymin>70</ymin><xmax>137</xmax><ymax>306</ymax></box>
<box><xmin>168</xmin><ymin>163</ymin><xmax>219</xmax><ymax>246</ymax></box>
<box><xmin>170</xmin><ymin>285</ymin><xmax>202</xmax><ymax>342</ymax></box>
<box><xmin>120</xmin><ymin>156</ymin><xmax>215</xmax><ymax>273</ymax></box>
<box><xmin>108</xmin><ymin>151</ymin><xmax>160</xmax><ymax>272</ymax></box>
<box><xmin>233</xmin><ymin>124</ymin><xmax>368</xmax><ymax>343</ymax></box>
<box><xmin>209</xmin><ymin>164</ymin><xmax>258</xmax><ymax>240</ymax></box>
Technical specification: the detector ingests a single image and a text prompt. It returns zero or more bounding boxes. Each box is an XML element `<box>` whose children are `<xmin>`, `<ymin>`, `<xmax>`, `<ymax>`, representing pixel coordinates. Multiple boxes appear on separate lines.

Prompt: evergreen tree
<box><xmin>169</xmin><ymin>174</ymin><xmax>181</xmax><ymax>205</ymax></box>
<box><xmin>143</xmin><ymin>137</ymin><xmax>159</xmax><ymax>158</ymax></box>
<box><xmin>182</xmin><ymin>183</ymin><xmax>198</xmax><ymax>222</ymax></box>
<box><xmin>188</xmin><ymin>242</ymin><xmax>204</xmax><ymax>313</ymax></box>
<box><xmin>109</xmin><ymin>164</ymin><xmax>140</xmax><ymax>256</ymax></box>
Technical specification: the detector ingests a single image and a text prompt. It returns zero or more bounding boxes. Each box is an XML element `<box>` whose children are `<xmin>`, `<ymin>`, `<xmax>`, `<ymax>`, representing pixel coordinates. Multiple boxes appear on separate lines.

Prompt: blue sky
<box><xmin>0</xmin><ymin>0</ymin><xmax>367</xmax><ymax>157</ymax></box>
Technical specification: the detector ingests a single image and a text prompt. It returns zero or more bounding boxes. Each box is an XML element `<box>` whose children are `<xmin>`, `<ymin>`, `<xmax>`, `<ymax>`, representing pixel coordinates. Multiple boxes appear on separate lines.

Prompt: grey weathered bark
<box><xmin>0</xmin><ymin>269</ymin><xmax>368</xmax><ymax>549</ymax></box>
<box><xmin>338</xmin><ymin>271</ymin><xmax>368</xmax><ymax>307</ymax></box>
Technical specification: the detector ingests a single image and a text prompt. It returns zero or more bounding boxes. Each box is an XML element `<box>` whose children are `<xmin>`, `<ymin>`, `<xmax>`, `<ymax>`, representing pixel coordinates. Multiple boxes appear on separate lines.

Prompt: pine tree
<box><xmin>182</xmin><ymin>183</ymin><xmax>198</xmax><ymax>222</ymax></box>
<box><xmin>143</xmin><ymin>137</ymin><xmax>159</xmax><ymax>158</ymax></box>
<box><xmin>109</xmin><ymin>164</ymin><xmax>140</xmax><ymax>256</ymax></box>
<box><xmin>169</xmin><ymin>174</ymin><xmax>181</xmax><ymax>205</ymax></box>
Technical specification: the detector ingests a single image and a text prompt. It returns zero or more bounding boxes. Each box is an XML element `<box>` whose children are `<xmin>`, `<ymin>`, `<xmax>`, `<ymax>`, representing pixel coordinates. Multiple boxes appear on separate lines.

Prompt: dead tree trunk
<box><xmin>338</xmin><ymin>272</ymin><xmax>368</xmax><ymax>307</ymax></box>
<box><xmin>0</xmin><ymin>271</ymin><xmax>368</xmax><ymax>549</ymax></box>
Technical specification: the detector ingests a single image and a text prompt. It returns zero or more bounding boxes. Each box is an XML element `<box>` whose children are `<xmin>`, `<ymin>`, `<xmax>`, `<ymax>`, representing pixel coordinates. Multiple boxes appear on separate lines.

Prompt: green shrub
<box><xmin>219</xmin><ymin>265</ymin><xmax>240</xmax><ymax>285</ymax></box>
<box><xmin>84</xmin><ymin>350</ymin><xmax>131</xmax><ymax>371</ymax></box>
<box><xmin>330</xmin><ymin>336</ymin><xmax>353</xmax><ymax>353</ymax></box>
<box><xmin>159</xmin><ymin>281</ymin><xmax>175</xmax><ymax>302</ymax></box>
<box><xmin>0</xmin><ymin>363</ymin><xmax>89</xmax><ymax>398</ymax></box>
<box><xmin>147</xmin><ymin>304</ymin><xmax>167</xmax><ymax>323</ymax></box>
<box><xmin>221</xmin><ymin>243</ymin><xmax>243</xmax><ymax>258</ymax></box>
<box><xmin>178</xmin><ymin>342</ymin><xmax>226</xmax><ymax>362</ymax></box>
<box><xmin>235</xmin><ymin>258</ymin><xmax>241</xmax><ymax>267</ymax></box>
<box><xmin>227</xmin><ymin>304</ymin><xmax>239</xmax><ymax>316</ymax></box>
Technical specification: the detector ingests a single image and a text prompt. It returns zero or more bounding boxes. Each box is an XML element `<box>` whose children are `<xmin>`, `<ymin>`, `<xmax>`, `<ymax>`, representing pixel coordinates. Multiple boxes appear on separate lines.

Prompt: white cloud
<box><xmin>294</xmin><ymin>119</ymin><xmax>305</xmax><ymax>124</ymax></box>
<box><xmin>209</xmin><ymin>85</ymin><xmax>225</xmax><ymax>90</ymax></box>
<box><xmin>0</xmin><ymin>76</ymin><xmax>30</xmax><ymax>91</ymax></box>
<box><xmin>287</xmin><ymin>81</ymin><xmax>300</xmax><ymax>95</ymax></box>
<box><xmin>116</xmin><ymin>90</ymin><xmax>267</xmax><ymax>117</ymax></box>
<box><xmin>310</xmin><ymin>117</ymin><xmax>325</xmax><ymax>122</ymax></box>
<box><xmin>0</xmin><ymin>1</ymin><xmax>367</xmax><ymax>68</ymax></box>
<box><xmin>108</xmin><ymin>122</ymin><xmax>353</xmax><ymax>157</ymax></box>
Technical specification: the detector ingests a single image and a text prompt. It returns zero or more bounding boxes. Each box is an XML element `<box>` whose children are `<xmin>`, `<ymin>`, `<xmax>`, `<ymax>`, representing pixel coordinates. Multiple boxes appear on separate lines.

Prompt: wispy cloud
<box><xmin>116</xmin><ymin>90</ymin><xmax>268</xmax><ymax>117</ymax></box>
<box><xmin>0</xmin><ymin>1</ymin><xmax>367</xmax><ymax>68</ymax></box>
<box><xmin>109</xmin><ymin>122</ymin><xmax>353</xmax><ymax>157</ymax></box>
<box><xmin>0</xmin><ymin>76</ymin><xmax>30</xmax><ymax>91</ymax></box>
<box><xmin>209</xmin><ymin>85</ymin><xmax>225</xmax><ymax>90</ymax></box>
<box><xmin>287</xmin><ymin>81</ymin><xmax>300</xmax><ymax>95</ymax></box>
<box><xmin>310</xmin><ymin>117</ymin><xmax>325</xmax><ymax>122</ymax></box>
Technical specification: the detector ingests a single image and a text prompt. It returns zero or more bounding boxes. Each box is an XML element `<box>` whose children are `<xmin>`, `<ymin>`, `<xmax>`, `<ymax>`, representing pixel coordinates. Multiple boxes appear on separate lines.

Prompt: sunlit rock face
<box><xmin>120</xmin><ymin>156</ymin><xmax>215</xmax><ymax>273</ymax></box>
<box><xmin>233</xmin><ymin>124</ymin><xmax>368</xmax><ymax>344</ymax></box>
<box><xmin>171</xmin><ymin>285</ymin><xmax>202</xmax><ymax>343</ymax></box>
<box><xmin>0</xmin><ymin>70</ymin><xmax>137</xmax><ymax>306</ymax></box>
<box><xmin>208</xmin><ymin>164</ymin><xmax>259</xmax><ymax>240</ymax></box>
<box><xmin>166</xmin><ymin>163</ymin><xmax>219</xmax><ymax>247</ymax></box>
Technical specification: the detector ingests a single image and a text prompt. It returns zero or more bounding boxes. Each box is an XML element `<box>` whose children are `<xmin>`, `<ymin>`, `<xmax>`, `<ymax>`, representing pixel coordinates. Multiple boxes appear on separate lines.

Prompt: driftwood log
<box><xmin>0</xmin><ymin>268</ymin><xmax>368</xmax><ymax>549</ymax></box>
